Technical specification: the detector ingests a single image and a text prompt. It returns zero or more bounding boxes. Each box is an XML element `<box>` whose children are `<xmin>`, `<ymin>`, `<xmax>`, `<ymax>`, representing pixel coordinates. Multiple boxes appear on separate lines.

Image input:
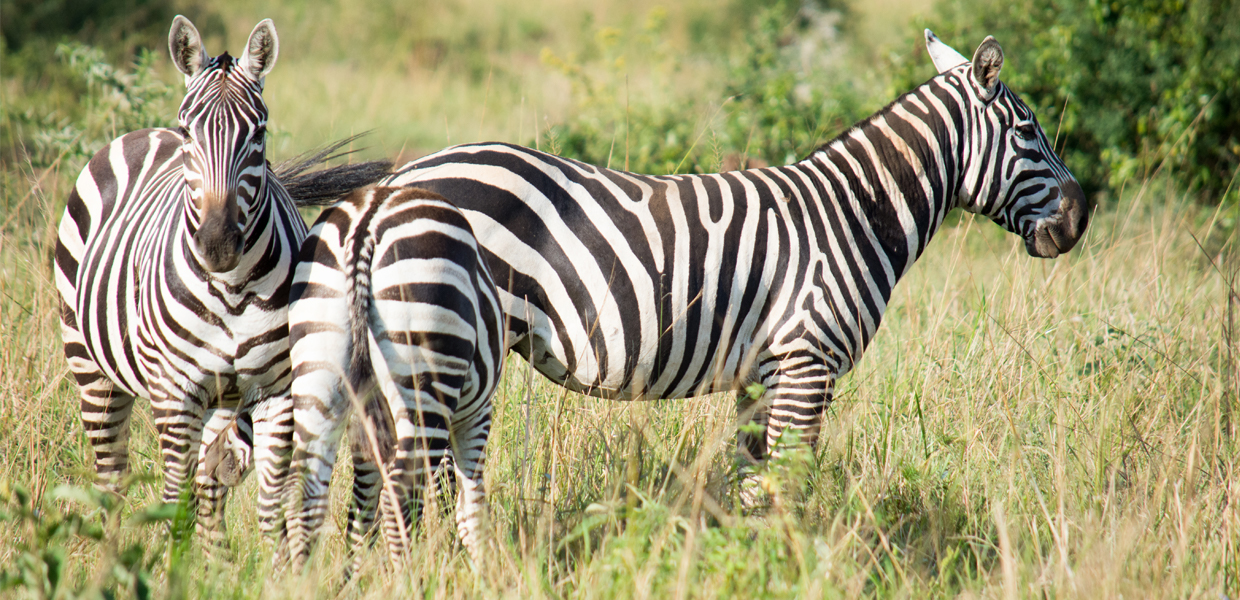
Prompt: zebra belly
<box><xmin>495</xmin><ymin>279</ymin><xmax>766</xmax><ymax>401</ymax></box>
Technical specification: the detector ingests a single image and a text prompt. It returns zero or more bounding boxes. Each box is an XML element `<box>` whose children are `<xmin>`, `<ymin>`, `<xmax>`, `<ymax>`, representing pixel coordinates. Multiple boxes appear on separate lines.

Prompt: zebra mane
<box><xmin>274</xmin><ymin>133</ymin><xmax>393</xmax><ymax>206</ymax></box>
<box><xmin>805</xmin><ymin>71</ymin><xmax>958</xmax><ymax>162</ymax></box>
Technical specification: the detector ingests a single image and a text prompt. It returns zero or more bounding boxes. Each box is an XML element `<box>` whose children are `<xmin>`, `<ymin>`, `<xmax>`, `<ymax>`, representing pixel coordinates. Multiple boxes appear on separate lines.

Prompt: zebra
<box><xmin>282</xmin><ymin>186</ymin><xmax>504</xmax><ymax>573</ymax></box>
<box><xmin>374</xmin><ymin>32</ymin><xmax>1090</xmax><ymax>479</ymax></box>
<box><xmin>54</xmin><ymin>15</ymin><xmax>388</xmax><ymax>548</ymax></box>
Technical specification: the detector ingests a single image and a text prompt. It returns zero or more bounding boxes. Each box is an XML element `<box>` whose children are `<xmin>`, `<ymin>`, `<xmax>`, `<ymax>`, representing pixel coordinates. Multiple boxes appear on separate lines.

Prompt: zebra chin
<box><xmin>1025</xmin><ymin>179</ymin><xmax>1090</xmax><ymax>259</ymax></box>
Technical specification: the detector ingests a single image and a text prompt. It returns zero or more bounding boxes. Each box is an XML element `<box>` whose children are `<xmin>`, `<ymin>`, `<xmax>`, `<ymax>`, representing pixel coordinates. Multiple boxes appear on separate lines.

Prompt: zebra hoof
<box><xmin>737</xmin><ymin>469</ymin><xmax>772</xmax><ymax>513</ymax></box>
<box><xmin>203</xmin><ymin>438</ymin><xmax>245</xmax><ymax>487</ymax></box>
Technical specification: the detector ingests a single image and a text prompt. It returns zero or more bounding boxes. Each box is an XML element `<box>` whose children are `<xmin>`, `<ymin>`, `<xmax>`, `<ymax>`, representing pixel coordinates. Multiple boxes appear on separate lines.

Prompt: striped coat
<box><xmin>381</xmin><ymin>32</ymin><xmax>1090</xmax><ymax>466</ymax></box>
<box><xmin>284</xmin><ymin>186</ymin><xmax>504</xmax><ymax>572</ymax></box>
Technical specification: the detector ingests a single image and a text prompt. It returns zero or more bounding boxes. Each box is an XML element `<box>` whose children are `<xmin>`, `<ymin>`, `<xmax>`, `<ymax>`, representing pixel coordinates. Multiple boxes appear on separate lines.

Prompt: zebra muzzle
<box><xmin>1027</xmin><ymin>179</ymin><xmax>1089</xmax><ymax>259</ymax></box>
<box><xmin>194</xmin><ymin>204</ymin><xmax>245</xmax><ymax>272</ymax></box>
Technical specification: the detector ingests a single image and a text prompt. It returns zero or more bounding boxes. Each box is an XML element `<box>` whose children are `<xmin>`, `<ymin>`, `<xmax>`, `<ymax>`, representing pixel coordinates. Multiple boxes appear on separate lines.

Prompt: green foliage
<box><xmin>540</xmin><ymin>0</ymin><xmax>870</xmax><ymax>175</ymax></box>
<box><xmin>719</xmin><ymin>0</ymin><xmax>866</xmax><ymax>168</ymax></box>
<box><xmin>889</xmin><ymin>0</ymin><xmax>1240</xmax><ymax>202</ymax></box>
<box><xmin>0</xmin><ymin>0</ymin><xmax>176</xmax><ymax>53</ymax></box>
<box><xmin>4</xmin><ymin>41</ymin><xmax>177</xmax><ymax>169</ymax></box>
<box><xmin>0</xmin><ymin>482</ymin><xmax>177</xmax><ymax>600</ymax></box>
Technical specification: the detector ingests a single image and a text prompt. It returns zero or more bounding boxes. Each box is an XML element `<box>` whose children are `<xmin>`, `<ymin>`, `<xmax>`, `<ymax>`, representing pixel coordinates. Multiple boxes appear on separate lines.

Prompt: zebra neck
<box><xmin>800</xmin><ymin>110</ymin><xmax>959</xmax><ymax>290</ymax></box>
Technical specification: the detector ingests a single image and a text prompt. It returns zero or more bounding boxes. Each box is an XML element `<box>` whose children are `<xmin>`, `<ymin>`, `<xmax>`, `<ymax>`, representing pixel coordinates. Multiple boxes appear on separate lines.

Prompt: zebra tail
<box><xmin>345</xmin><ymin>223</ymin><xmax>397</xmax><ymax>465</ymax></box>
<box><xmin>345</xmin><ymin>226</ymin><xmax>377</xmax><ymax>406</ymax></box>
<box><xmin>275</xmin><ymin>132</ymin><xmax>393</xmax><ymax>207</ymax></box>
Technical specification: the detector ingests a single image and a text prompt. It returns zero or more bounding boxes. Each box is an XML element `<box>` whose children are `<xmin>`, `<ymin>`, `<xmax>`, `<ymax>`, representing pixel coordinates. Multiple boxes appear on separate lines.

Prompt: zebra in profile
<box><xmin>283</xmin><ymin>186</ymin><xmax>503</xmax><ymax>572</ymax></box>
<box><xmin>378</xmin><ymin>32</ymin><xmax>1090</xmax><ymax>473</ymax></box>
<box><xmin>54</xmin><ymin>15</ymin><xmax>388</xmax><ymax>547</ymax></box>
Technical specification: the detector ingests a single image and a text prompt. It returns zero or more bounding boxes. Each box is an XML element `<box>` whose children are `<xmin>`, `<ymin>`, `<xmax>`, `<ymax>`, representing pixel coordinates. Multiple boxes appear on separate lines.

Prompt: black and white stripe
<box><xmin>381</xmin><ymin>33</ymin><xmax>1090</xmax><ymax>467</ymax></box>
<box><xmin>57</xmin><ymin>16</ymin><xmax>303</xmax><ymax>546</ymax></box>
<box><xmin>283</xmin><ymin>186</ymin><xmax>503</xmax><ymax>572</ymax></box>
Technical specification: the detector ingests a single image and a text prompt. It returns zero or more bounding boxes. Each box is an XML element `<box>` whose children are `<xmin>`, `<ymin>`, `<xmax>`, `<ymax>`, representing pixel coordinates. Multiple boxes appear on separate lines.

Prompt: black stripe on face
<box><xmin>177</xmin><ymin>57</ymin><xmax>269</xmax><ymax>218</ymax></box>
<box><xmin>985</xmin><ymin>88</ymin><xmax>1079</xmax><ymax>233</ymax></box>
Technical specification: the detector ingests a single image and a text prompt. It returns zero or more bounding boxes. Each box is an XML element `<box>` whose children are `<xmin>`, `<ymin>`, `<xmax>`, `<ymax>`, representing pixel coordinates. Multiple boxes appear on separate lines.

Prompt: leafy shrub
<box><xmin>0</xmin><ymin>482</ymin><xmax>184</xmax><ymax>600</ymax></box>
<box><xmin>539</xmin><ymin>0</ymin><xmax>869</xmax><ymax>175</ymax></box>
<box><xmin>0</xmin><ymin>0</ymin><xmax>176</xmax><ymax>53</ymax></box>
<box><xmin>5</xmin><ymin>42</ymin><xmax>176</xmax><ymax>168</ymax></box>
<box><xmin>889</xmin><ymin>0</ymin><xmax>1240</xmax><ymax>202</ymax></box>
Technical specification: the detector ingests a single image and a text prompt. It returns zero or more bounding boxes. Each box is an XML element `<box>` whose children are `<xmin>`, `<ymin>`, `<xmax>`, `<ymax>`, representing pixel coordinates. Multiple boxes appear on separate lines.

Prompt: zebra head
<box><xmin>169</xmin><ymin>16</ymin><xmax>278</xmax><ymax>273</ymax></box>
<box><xmin>926</xmin><ymin>30</ymin><xmax>1090</xmax><ymax>259</ymax></box>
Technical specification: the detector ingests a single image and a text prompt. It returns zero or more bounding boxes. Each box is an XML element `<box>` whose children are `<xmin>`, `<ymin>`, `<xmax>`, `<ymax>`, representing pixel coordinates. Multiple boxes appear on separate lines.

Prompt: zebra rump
<box><xmin>285</xmin><ymin>186</ymin><xmax>504</xmax><ymax>573</ymax></box>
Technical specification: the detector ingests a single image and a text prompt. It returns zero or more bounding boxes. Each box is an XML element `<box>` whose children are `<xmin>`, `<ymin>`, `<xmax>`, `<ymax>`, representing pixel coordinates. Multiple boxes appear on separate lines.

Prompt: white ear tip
<box><xmin>925</xmin><ymin>29</ymin><xmax>937</xmax><ymax>42</ymax></box>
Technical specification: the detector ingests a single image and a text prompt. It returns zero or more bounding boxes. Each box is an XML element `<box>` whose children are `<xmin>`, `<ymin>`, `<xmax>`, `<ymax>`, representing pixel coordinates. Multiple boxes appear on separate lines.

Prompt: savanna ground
<box><xmin>2</xmin><ymin>0</ymin><xmax>1239</xmax><ymax>598</ymax></box>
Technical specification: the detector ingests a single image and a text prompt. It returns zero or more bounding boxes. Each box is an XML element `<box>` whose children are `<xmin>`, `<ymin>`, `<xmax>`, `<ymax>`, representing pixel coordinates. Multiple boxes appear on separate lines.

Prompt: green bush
<box><xmin>0</xmin><ymin>481</ymin><xmax>185</xmax><ymax>600</ymax></box>
<box><xmin>0</xmin><ymin>0</ymin><xmax>175</xmax><ymax>53</ymax></box>
<box><xmin>540</xmin><ymin>0</ymin><xmax>869</xmax><ymax>175</ymax></box>
<box><xmin>2</xmin><ymin>42</ymin><xmax>176</xmax><ymax>169</ymax></box>
<box><xmin>889</xmin><ymin>0</ymin><xmax>1240</xmax><ymax>202</ymax></box>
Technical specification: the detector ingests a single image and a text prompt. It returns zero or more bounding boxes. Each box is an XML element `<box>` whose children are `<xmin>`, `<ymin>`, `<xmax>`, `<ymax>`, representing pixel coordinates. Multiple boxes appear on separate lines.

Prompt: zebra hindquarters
<box><xmin>367</xmin><ymin>261</ymin><xmax>481</xmax><ymax>567</ymax></box>
<box><xmin>285</xmin><ymin>229</ymin><xmax>354</xmax><ymax>570</ymax></box>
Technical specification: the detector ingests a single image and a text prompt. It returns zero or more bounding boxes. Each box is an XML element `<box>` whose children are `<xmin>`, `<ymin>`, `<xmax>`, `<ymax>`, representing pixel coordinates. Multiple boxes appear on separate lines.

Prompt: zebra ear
<box><xmin>240</xmin><ymin>19</ymin><xmax>279</xmax><ymax>83</ymax></box>
<box><xmin>168</xmin><ymin>15</ymin><xmax>208</xmax><ymax>85</ymax></box>
<box><xmin>925</xmin><ymin>29</ymin><xmax>968</xmax><ymax>73</ymax></box>
<box><xmin>971</xmin><ymin>36</ymin><xmax>1004</xmax><ymax>100</ymax></box>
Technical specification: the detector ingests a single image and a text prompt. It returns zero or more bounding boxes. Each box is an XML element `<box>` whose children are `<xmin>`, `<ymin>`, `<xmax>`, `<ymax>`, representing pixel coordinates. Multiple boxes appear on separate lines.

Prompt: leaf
<box><xmin>136</xmin><ymin>571</ymin><xmax>152</xmax><ymax>600</ymax></box>
<box><xmin>43</xmin><ymin>547</ymin><xmax>64</xmax><ymax>592</ymax></box>
<box><xmin>128</xmin><ymin>502</ymin><xmax>178</xmax><ymax>525</ymax></box>
<box><xmin>50</xmin><ymin>484</ymin><xmax>102</xmax><ymax>507</ymax></box>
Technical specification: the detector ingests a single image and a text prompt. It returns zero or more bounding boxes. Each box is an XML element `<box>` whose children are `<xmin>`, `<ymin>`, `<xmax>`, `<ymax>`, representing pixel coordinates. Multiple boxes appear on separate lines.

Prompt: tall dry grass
<box><xmin>3</xmin><ymin>150</ymin><xmax>1237</xmax><ymax>597</ymax></box>
<box><xmin>1</xmin><ymin>0</ymin><xmax>1236</xmax><ymax>597</ymax></box>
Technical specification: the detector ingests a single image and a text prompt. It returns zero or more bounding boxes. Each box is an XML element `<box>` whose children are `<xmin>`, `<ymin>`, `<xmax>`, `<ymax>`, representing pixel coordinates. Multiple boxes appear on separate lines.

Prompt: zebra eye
<box><xmin>252</xmin><ymin>125</ymin><xmax>267</xmax><ymax>142</ymax></box>
<box><xmin>1014</xmin><ymin>122</ymin><xmax>1037</xmax><ymax>141</ymax></box>
<box><xmin>177</xmin><ymin>126</ymin><xmax>191</xmax><ymax>140</ymax></box>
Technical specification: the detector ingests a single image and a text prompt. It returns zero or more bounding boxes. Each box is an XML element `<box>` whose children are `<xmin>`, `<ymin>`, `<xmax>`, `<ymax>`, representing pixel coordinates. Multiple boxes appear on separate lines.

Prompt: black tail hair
<box><xmin>274</xmin><ymin>132</ymin><xmax>393</xmax><ymax>206</ymax></box>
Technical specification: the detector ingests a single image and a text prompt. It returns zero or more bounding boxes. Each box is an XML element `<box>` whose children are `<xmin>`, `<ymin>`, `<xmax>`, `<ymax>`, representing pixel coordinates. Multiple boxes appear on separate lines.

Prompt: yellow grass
<box><xmin>1</xmin><ymin>0</ymin><xmax>1236</xmax><ymax>597</ymax></box>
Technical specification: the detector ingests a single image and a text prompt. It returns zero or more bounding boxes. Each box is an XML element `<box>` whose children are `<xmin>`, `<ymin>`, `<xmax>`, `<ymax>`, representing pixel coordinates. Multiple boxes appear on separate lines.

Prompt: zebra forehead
<box><xmin>181</xmin><ymin>55</ymin><xmax>264</xmax><ymax>110</ymax></box>
<box><xmin>180</xmin><ymin>83</ymin><xmax>267</xmax><ymax>125</ymax></box>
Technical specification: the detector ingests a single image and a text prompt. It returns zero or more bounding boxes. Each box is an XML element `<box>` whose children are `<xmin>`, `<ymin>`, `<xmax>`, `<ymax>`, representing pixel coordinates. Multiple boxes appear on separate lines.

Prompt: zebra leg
<box><xmin>377</xmin><ymin>405</ymin><xmax>451</xmax><ymax>569</ymax></box>
<box><xmin>195</xmin><ymin>407</ymin><xmax>249</xmax><ymax>550</ymax></box>
<box><xmin>737</xmin><ymin>368</ymin><xmax>834</xmax><ymax>508</ymax></box>
<box><xmin>736</xmin><ymin>390</ymin><xmax>773</xmax><ymax>466</ymax></box>
<box><xmin>735</xmin><ymin>390</ymin><xmax>771</xmax><ymax>509</ymax></box>
<box><xmin>250</xmin><ymin>394</ymin><xmax>294</xmax><ymax>562</ymax></box>
<box><xmin>376</xmin><ymin>463</ymin><xmax>416</xmax><ymax>572</ymax></box>
<box><xmin>285</xmin><ymin>384</ymin><xmax>348</xmax><ymax>571</ymax></box>
<box><xmin>449</xmin><ymin>401</ymin><xmax>492</xmax><ymax>566</ymax></box>
<box><xmin>64</xmin><ymin>319</ymin><xmax>136</xmax><ymax>494</ymax></box>
<box><xmin>152</xmin><ymin>391</ymin><xmax>206</xmax><ymax>541</ymax></box>
<box><xmin>80</xmin><ymin>385</ymin><xmax>137</xmax><ymax>494</ymax></box>
<box><xmin>762</xmin><ymin>377</ymin><xmax>834</xmax><ymax>458</ymax></box>
<box><xmin>343</xmin><ymin>415</ymin><xmax>384</xmax><ymax>579</ymax></box>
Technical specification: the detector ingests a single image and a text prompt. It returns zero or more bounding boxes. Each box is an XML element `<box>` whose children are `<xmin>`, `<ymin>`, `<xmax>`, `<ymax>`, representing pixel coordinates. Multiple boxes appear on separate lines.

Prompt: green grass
<box><xmin>2</xmin><ymin>0</ymin><xmax>1238</xmax><ymax>597</ymax></box>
